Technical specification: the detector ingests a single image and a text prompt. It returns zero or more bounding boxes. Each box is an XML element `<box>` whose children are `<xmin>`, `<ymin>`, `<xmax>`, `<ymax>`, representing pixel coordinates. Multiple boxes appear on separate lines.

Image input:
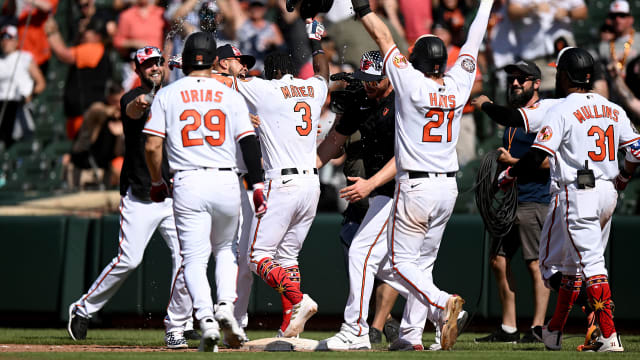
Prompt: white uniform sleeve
<box><xmin>230</xmin><ymin>93</ymin><xmax>256</xmax><ymax>142</ymax></box>
<box><xmin>518</xmin><ymin>99</ymin><xmax>559</xmax><ymax>133</ymax></box>
<box><xmin>382</xmin><ymin>46</ymin><xmax>421</xmax><ymax>100</ymax></box>
<box><xmin>618</xmin><ymin>111</ymin><xmax>640</xmax><ymax>149</ymax></box>
<box><xmin>310</xmin><ymin>76</ymin><xmax>329</xmax><ymax>108</ymax></box>
<box><xmin>236</xmin><ymin>77</ymin><xmax>268</xmax><ymax>110</ymax></box>
<box><xmin>142</xmin><ymin>90</ymin><xmax>166</xmax><ymax>138</ymax></box>
<box><xmin>458</xmin><ymin>0</ymin><xmax>493</xmax><ymax>62</ymax></box>
<box><xmin>531</xmin><ymin>108</ymin><xmax>565</xmax><ymax>157</ymax></box>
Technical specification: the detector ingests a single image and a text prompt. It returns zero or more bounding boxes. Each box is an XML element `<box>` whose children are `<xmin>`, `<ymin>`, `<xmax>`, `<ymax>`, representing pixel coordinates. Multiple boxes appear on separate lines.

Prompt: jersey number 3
<box><xmin>180</xmin><ymin>109</ymin><xmax>226</xmax><ymax>147</ymax></box>
<box><xmin>588</xmin><ymin>125</ymin><xmax>615</xmax><ymax>162</ymax></box>
<box><xmin>423</xmin><ymin>109</ymin><xmax>454</xmax><ymax>142</ymax></box>
<box><xmin>294</xmin><ymin>101</ymin><xmax>312</xmax><ymax>136</ymax></box>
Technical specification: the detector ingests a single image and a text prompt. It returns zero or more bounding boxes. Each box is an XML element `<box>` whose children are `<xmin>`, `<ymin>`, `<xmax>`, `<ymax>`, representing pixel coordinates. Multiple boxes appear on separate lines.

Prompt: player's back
<box><xmin>146</xmin><ymin>76</ymin><xmax>253</xmax><ymax>172</ymax></box>
<box><xmin>238</xmin><ymin>74</ymin><xmax>328</xmax><ymax>172</ymax></box>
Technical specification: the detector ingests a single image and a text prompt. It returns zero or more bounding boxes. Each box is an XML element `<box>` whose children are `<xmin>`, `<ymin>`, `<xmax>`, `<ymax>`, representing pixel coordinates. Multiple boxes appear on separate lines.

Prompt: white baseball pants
<box><xmin>72</xmin><ymin>189</ymin><xmax>193</xmax><ymax>332</ymax></box>
<box><xmin>234</xmin><ymin>177</ymin><xmax>254</xmax><ymax>328</ymax></box>
<box><xmin>172</xmin><ymin>169</ymin><xmax>240</xmax><ymax>321</ymax></box>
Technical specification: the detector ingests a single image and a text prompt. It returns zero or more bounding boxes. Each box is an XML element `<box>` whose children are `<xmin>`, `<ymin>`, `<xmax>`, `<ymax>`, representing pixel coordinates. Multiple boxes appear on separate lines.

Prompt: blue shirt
<box><xmin>503</xmin><ymin>127</ymin><xmax>551</xmax><ymax>204</ymax></box>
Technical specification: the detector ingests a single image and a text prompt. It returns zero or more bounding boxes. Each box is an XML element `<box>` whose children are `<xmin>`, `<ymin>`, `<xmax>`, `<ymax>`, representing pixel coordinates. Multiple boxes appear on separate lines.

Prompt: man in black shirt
<box><xmin>67</xmin><ymin>46</ymin><xmax>197</xmax><ymax>349</ymax></box>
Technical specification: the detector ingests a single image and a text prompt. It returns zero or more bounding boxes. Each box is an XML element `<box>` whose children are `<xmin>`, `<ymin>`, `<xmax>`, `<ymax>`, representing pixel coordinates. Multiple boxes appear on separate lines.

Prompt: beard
<box><xmin>141</xmin><ymin>71</ymin><xmax>163</xmax><ymax>90</ymax></box>
<box><xmin>507</xmin><ymin>85</ymin><xmax>535</xmax><ymax>108</ymax></box>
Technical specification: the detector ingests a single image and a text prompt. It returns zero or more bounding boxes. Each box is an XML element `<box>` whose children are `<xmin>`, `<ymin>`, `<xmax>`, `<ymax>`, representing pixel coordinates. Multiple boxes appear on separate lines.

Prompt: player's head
<box><xmin>609</xmin><ymin>0</ymin><xmax>634</xmax><ymax>37</ymax></box>
<box><xmin>0</xmin><ymin>25</ymin><xmax>18</xmax><ymax>54</ymax></box>
<box><xmin>354</xmin><ymin>50</ymin><xmax>389</xmax><ymax>99</ymax></box>
<box><xmin>409</xmin><ymin>35</ymin><xmax>447</xmax><ymax>77</ymax></box>
<box><xmin>504</xmin><ymin>60</ymin><xmax>541</xmax><ymax>108</ymax></box>
<box><xmin>182</xmin><ymin>31</ymin><xmax>217</xmax><ymax>76</ymax></box>
<box><xmin>215</xmin><ymin>44</ymin><xmax>256</xmax><ymax>78</ymax></box>
<box><xmin>551</xmin><ymin>47</ymin><xmax>594</xmax><ymax>97</ymax></box>
<box><xmin>134</xmin><ymin>46</ymin><xmax>165</xmax><ymax>89</ymax></box>
<box><xmin>263</xmin><ymin>51</ymin><xmax>295</xmax><ymax>80</ymax></box>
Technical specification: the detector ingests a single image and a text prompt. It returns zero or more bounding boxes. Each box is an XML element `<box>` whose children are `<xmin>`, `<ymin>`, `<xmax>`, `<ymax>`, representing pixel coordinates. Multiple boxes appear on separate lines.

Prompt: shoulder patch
<box><xmin>537</xmin><ymin>126</ymin><xmax>553</xmax><ymax>142</ymax></box>
<box><xmin>527</xmin><ymin>102</ymin><xmax>540</xmax><ymax>110</ymax></box>
<box><xmin>461</xmin><ymin>58</ymin><xmax>476</xmax><ymax>73</ymax></box>
<box><xmin>393</xmin><ymin>54</ymin><xmax>408</xmax><ymax>69</ymax></box>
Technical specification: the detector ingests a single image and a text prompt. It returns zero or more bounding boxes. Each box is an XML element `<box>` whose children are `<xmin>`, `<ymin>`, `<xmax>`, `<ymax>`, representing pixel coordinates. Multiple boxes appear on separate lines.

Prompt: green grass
<box><xmin>0</xmin><ymin>328</ymin><xmax>638</xmax><ymax>359</ymax></box>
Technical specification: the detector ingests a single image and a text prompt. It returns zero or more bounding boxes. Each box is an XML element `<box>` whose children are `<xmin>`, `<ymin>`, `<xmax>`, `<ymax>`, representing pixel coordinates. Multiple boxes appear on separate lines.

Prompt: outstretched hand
<box><xmin>340</xmin><ymin>176</ymin><xmax>375</xmax><ymax>203</ymax></box>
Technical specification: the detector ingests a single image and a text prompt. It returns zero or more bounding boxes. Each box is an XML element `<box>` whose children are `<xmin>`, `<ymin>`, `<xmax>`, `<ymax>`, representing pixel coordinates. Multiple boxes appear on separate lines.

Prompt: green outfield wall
<box><xmin>0</xmin><ymin>214</ymin><xmax>637</xmax><ymax>323</ymax></box>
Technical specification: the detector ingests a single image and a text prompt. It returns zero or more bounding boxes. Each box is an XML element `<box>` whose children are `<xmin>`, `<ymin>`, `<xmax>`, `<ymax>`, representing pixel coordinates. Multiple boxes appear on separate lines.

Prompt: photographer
<box><xmin>317</xmin><ymin>50</ymin><xmax>401</xmax><ymax>348</ymax></box>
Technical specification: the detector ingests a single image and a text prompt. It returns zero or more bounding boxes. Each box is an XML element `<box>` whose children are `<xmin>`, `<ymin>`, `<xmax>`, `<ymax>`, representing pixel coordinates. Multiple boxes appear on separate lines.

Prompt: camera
<box><xmin>329</xmin><ymin>72</ymin><xmax>368</xmax><ymax>114</ymax></box>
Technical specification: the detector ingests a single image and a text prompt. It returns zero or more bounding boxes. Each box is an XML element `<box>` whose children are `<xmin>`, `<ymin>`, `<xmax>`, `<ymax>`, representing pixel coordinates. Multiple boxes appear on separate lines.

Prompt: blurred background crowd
<box><xmin>1</xmin><ymin>0</ymin><xmax>639</xmax><ymax>215</ymax></box>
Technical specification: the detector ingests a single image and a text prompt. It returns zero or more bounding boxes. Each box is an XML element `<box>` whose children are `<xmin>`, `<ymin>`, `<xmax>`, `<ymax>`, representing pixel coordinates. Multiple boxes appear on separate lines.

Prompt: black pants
<box><xmin>0</xmin><ymin>100</ymin><xmax>20</xmax><ymax>149</ymax></box>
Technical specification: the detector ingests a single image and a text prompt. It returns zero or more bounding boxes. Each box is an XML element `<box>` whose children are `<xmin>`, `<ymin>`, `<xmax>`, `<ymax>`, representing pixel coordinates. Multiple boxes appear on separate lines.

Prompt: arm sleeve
<box><xmin>459</xmin><ymin>0</ymin><xmax>493</xmax><ymax>61</ymax></box>
<box><xmin>236</xmin><ymin>77</ymin><xmax>266</xmax><ymax>110</ymax></box>
<box><xmin>239</xmin><ymin>135</ymin><xmax>263</xmax><ymax>186</ymax></box>
<box><xmin>510</xmin><ymin>147</ymin><xmax>549</xmax><ymax>178</ymax></box>
<box><xmin>481</xmin><ymin>102</ymin><xmax>526</xmax><ymax>128</ymax></box>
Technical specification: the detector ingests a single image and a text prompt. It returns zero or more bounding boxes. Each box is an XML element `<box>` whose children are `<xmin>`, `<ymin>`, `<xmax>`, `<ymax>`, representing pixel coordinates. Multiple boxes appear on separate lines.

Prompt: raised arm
<box><xmin>306</xmin><ymin>19</ymin><xmax>329</xmax><ymax>82</ymax></box>
<box><xmin>350</xmin><ymin>0</ymin><xmax>395</xmax><ymax>55</ymax></box>
<box><xmin>459</xmin><ymin>0</ymin><xmax>494</xmax><ymax>59</ymax></box>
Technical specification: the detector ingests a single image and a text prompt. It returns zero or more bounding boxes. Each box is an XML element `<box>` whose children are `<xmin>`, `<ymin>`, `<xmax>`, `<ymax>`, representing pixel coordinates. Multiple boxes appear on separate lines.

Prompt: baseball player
<box><xmin>66</xmin><ymin>46</ymin><xmax>197</xmax><ymax>349</ymax></box>
<box><xmin>498</xmin><ymin>47</ymin><xmax>640</xmax><ymax>352</ymax></box>
<box><xmin>349</xmin><ymin>0</ymin><xmax>494</xmax><ymax>350</ymax></box>
<box><xmin>237</xmin><ymin>19</ymin><xmax>328</xmax><ymax>338</ymax></box>
<box><xmin>143</xmin><ymin>32</ymin><xmax>266</xmax><ymax>351</ymax></box>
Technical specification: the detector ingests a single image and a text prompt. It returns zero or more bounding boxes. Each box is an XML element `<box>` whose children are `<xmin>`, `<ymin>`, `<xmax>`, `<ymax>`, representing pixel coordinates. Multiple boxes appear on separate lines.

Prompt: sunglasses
<box><xmin>609</xmin><ymin>13</ymin><xmax>630</xmax><ymax>19</ymax></box>
<box><xmin>507</xmin><ymin>75</ymin><xmax>534</xmax><ymax>84</ymax></box>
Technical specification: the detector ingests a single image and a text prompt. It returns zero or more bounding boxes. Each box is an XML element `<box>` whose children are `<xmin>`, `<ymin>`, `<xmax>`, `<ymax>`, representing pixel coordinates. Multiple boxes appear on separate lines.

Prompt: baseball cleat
<box><xmin>432</xmin><ymin>309</ymin><xmax>469</xmax><ymax>350</ymax></box>
<box><xmin>165</xmin><ymin>330</ymin><xmax>188</xmax><ymax>349</ymax></box>
<box><xmin>198</xmin><ymin>318</ymin><xmax>220</xmax><ymax>352</ymax></box>
<box><xmin>474</xmin><ymin>326</ymin><xmax>520</xmax><ymax>343</ymax></box>
<box><xmin>533</xmin><ymin>324</ymin><xmax>562</xmax><ymax>350</ymax></box>
<box><xmin>283</xmin><ymin>294</ymin><xmax>317</xmax><ymax>337</ymax></box>
<box><xmin>388</xmin><ymin>338</ymin><xmax>424</xmax><ymax>351</ymax></box>
<box><xmin>214</xmin><ymin>302</ymin><xmax>245</xmax><ymax>348</ymax></box>
<box><xmin>440</xmin><ymin>294</ymin><xmax>465</xmax><ymax>350</ymax></box>
<box><xmin>183</xmin><ymin>329</ymin><xmax>201</xmax><ymax>340</ymax></box>
<box><xmin>589</xmin><ymin>332</ymin><xmax>624</xmax><ymax>352</ymax></box>
<box><xmin>323</xmin><ymin>324</ymin><xmax>371</xmax><ymax>350</ymax></box>
<box><xmin>383</xmin><ymin>318</ymin><xmax>400</xmax><ymax>343</ymax></box>
<box><xmin>369</xmin><ymin>327</ymin><xmax>382</xmax><ymax>344</ymax></box>
<box><xmin>67</xmin><ymin>304</ymin><xmax>89</xmax><ymax>341</ymax></box>
<box><xmin>577</xmin><ymin>311</ymin><xmax>600</xmax><ymax>351</ymax></box>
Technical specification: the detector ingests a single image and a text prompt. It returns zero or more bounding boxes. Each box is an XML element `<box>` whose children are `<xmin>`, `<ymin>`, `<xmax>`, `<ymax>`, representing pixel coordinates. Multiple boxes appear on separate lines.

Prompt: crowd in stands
<box><xmin>0</xmin><ymin>0</ymin><xmax>639</xmax><ymax>212</ymax></box>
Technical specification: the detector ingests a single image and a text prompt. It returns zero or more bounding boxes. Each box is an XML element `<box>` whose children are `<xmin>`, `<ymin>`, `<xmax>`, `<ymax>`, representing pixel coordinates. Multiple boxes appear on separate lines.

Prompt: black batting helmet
<box><xmin>553</xmin><ymin>47</ymin><xmax>594</xmax><ymax>86</ymax></box>
<box><xmin>409</xmin><ymin>35</ymin><xmax>448</xmax><ymax>76</ymax></box>
<box><xmin>182</xmin><ymin>32</ymin><xmax>217</xmax><ymax>75</ymax></box>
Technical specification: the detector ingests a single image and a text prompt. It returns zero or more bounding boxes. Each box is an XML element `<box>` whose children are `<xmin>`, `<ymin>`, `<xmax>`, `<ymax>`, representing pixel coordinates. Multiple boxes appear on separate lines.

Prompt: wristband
<box><xmin>354</xmin><ymin>6</ymin><xmax>372</xmax><ymax>18</ymax></box>
<box><xmin>151</xmin><ymin>180</ymin><xmax>164</xmax><ymax>186</ymax></box>
<box><xmin>312</xmin><ymin>50</ymin><xmax>325</xmax><ymax>57</ymax></box>
<box><xmin>310</xmin><ymin>39</ymin><xmax>323</xmax><ymax>53</ymax></box>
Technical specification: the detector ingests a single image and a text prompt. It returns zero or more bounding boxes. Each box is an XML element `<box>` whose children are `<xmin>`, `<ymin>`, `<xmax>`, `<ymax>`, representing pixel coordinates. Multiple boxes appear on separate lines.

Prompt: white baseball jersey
<box><xmin>143</xmin><ymin>76</ymin><xmax>255</xmax><ymax>172</ymax></box>
<box><xmin>518</xmin><ymin>98</ymin><xmax>563</xmax><ymax>133</ymax></box>
<box><xmin>531</xmin><ymin>92</ymin><xmax>640</xmax><ymax>191</ymax></box>
<box><xmin>383</xmin><ymin>46</ymin><xmax>477</xmax><ymax>173</ymax></box>
<box><xmin>237</xmin><ymin>74</ymin><xmax>328</xmax><ymax>172</ymax></box>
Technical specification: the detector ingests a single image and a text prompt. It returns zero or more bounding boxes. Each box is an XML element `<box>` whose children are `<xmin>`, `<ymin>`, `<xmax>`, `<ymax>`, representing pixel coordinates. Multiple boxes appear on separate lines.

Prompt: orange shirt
<box><xmin>114</xmin><ymin>5</ymin><xmax>166</xmax><ymax>51</ymax></box>
<box><xmin>71</xmin><ymin>42</ymin><xmax>105</xmax><ymax>69</ymax></box>
<box><xmin>17</xmin><ymin>0</ymin><xmax>59</xmax><ymax>65</ymax></box>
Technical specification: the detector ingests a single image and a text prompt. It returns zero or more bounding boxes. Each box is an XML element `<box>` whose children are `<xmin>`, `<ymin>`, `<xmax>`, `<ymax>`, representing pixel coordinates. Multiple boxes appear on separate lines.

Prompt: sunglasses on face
<box><xmin>610</xmin><ymin>13</ymin><xmax>630</xmax><ymax>19</ymax></box>
<box><xmin>507</xmin><ymin>75</ymin><xmax>534</xmax><ymax>84</ymax></box>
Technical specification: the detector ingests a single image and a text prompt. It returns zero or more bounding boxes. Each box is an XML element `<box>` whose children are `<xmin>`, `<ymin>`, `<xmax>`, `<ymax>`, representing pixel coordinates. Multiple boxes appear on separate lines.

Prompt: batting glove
<box><xmin>168</xmin><ymin>55</ymin><xmax>182</xmax><ymax>70</ymax></box>
<box><xmin>614</xmin><ymin>169</ymin><xmax>632</xmax><ymax>191</ymax></box>
<box><xmin>150</xmin><ymin>180</ymin><xmax>170</xmax><ymax>202</ymax></box>
<box><xmin>305</xmin><ymin>19</ymin><xmax>325</xmax><ymax>41</ymax></box>
<box><xmin>253</xmin><ymin>182</ymin><xmax>267</xmax><ymax>218</ymax></box>
<box><xmin>497</xmin><ymin>166</ymin><xmax>516</xmax><ymax>191</ymax></box>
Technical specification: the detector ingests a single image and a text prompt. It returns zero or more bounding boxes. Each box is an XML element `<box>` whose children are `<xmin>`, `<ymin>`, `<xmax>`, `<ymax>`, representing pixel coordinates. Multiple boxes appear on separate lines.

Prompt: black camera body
<box><xmin>329</xmin><ymin>72</ymin><xmax>368</xmax><ymax>114</ymax></box>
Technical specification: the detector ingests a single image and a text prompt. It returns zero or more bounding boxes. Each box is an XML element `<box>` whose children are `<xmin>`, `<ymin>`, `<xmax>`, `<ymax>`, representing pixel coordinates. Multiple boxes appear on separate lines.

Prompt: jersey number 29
<box><xmin>180</xmin><ymin>109</ymin><xmax>226</xmax><ymax>147</ymax></box>
<box><xmin>423</xmin><ymin>109</ymin><xmax>454</xmax><ymax>142</ymax></box>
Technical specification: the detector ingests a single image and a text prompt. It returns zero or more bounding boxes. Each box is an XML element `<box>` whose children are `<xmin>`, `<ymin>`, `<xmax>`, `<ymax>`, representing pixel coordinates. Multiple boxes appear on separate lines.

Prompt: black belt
<box><xmin>281</xmin><ymin>168</ymin><xmax>318</xmax><ymax>175</ymax></box>
<box><xmin>408</xmin><ymin>171</ymin><xmax>456</xmax><ymax>179</ymax></box>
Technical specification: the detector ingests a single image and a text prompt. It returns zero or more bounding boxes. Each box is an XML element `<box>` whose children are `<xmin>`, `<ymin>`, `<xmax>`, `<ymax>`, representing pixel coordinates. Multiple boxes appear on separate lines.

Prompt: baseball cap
<box><xmin>609</xmin><ymin>0</ymin><xmax>631</xmax><ymax>15</ymax></box>
<box><xmin>217</xmin><ymin>44</ymin><xmax>256</xmax><ymax>69</ymax></box>
<box><xmin>504</xmin><ymin>60</ymin><xmax>541</xmax><ymax>79</ymax></box>
<box><xmin>353</xmin><ymin>50</ymin><xmax>385</xmax><ymax>82</ymax></box>
<box><xmin>0</xmin><ymin>25</ymin><xmax>18</xmax><ymax>39</ymax></box>
<box><xmin>135</xmin><ymin>46</ymin><xmax>163</xmax><ymax>66</ymax></box>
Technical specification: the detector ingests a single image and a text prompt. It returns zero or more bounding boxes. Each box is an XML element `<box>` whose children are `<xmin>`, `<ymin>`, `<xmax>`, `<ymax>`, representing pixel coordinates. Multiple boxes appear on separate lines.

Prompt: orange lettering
<box><xmin>429</xmin><ymin>93</ymin><xmax>437</xmax><ymax>107</ymax></box>
<box><xmin>214</xmin><ymin>91</ymin><xmax>223</xmax><ymax>103</ymax></box>
<box><xmin>574</xmin><ymin>110</ymin><xmax>585</xmax><ymax>123</ymax></box>
<box><xmin>281</xmin><ymin>86</ymin><xmax>291</xmax><ymax>99</ymax></box>
<box><xmin>593</xmin><ymin>105</ymin><xmax>602</xmax><ymax>118</ymax></box>
<box><xmin>190</xmin><ymin>90</ymin><xmax>199</xmax><ymax>102</ymax></box>
<box><xmin>299</xmin><ymin>86</ymin><xmax>307</xmax><ymax>97</ymax></box>
<box><xmin>439</xmin><ymin>95</ymin><xmax>447</xmax><ymax>108</ymax></box>
<box><xmin>205</xmin><ymin>90</ymin><xmax>213</xmax><ymax>102</ymax></box>
<box><xmin>308</xmin><ymin>86</ymin><xmax>314</xmax><ymax>98</ymax></box>
<box><xmin>448</xmin><ymin>95</ymin><xmax>456</xmax><ymax>109</ymax></box>
<box><xmin>613</xmin><ymin>109</ymin><xmax>619</xmax><ymax>122</ymax></box>
<box><xmin>603</xmin><ymin>106</ymin><xmax>612</xmax><ymax>119</ymax></box>
<box><xmin>181</xmin><ymin>91</ymin><xmax>190</xmax><ymax>103</ymax></box>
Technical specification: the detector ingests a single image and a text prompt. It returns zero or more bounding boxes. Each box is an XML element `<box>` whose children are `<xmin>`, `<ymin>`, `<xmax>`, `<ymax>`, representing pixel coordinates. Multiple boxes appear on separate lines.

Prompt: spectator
<box><xmin>433</xmin><ymin>0</ymin><xmax>468</xmax><ymax>47</ymax></box>
<box><xmin>70</xmin><ymin>0</ymin><xmax>117</xmax><ymax>44</ymax></box>
<box><xmin>0</xmin><ymin>24</ymin><xmax>45</xmax><ymax>149</ymax></box>
<box><xmin>372</xmin><ymin>0</ymin><xmax>405</xmax><ymax>41</ymax></box>
<box><xmin>398</xmin><ymin>0</ymin><xmax>432</xmax><ymax>44</ymax></box>
<box><xmin>274</xmin><ymin>0</ymin><xmax>313</xmax><ymax>78</ymax></box>
<box><xmin>9</xmin><ymin>0</ymin><xmax>59</xmax><ymax>75</ymax></box>
<box><xmin>234</xmin><ymin>0</ymin><xmax>284</xmax><ymax>73</ymax></box>
<box><xmin>597</xmin><ymin>0</ymin><xmax>640</xmax><ymax>77</ymax></box>
<box><xmin>45</xmin><ymin>16</ymin><xmax>113</xmax><ymax>140</ymax></box>
<box><xmin>113</xmin><ymin>0</ymin><xmax>166</xmax><ymax>57</ymax></box>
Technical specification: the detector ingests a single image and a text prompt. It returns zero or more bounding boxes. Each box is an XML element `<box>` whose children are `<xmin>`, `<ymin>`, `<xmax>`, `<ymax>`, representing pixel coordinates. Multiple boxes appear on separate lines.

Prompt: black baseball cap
<box><xmin>217</xmin><ymin>44</ymin><xmax>256</xmax><ymax>69</ymax></box>
<box><xmin>504</xmin><ymin>60</ymin><xmax>541</xmax><ymax>79</ymax></box>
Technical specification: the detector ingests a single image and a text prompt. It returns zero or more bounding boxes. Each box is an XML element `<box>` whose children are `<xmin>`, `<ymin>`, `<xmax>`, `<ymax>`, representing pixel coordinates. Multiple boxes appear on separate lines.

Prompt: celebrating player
<box><xmin>349</xmin><ymin>0</ymin><xmax>494</xmax><ymax>350</ymax></box>
<box><xmin>498</xmin><ymin>47</ymin><xmax>640</xmax><ymax>352</ymax></box>
<box><xmin>67</xmin><ymin>46</ymin><xmax>197</xmax><ymax>349</ymax></box>
<box><xmin>143</xmin><ymin>32</ymin><xmax>266</xmax><ymax>351</ymax></box>
<box><xmin>237</xmin><ymin>19</ymin><xmax>329</xmax><ymax>338</ymax></box>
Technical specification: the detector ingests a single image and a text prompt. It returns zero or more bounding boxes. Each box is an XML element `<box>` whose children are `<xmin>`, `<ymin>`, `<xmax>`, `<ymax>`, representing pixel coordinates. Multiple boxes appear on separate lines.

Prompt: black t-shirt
<box><xmin>336</xmin><ymin>90</ymin><xmax>396</xmax><ymax>198</ymax></box>
<box><xmin>119</xmin><ymin>87</ymin><xmax>171</xmax><ymax>200</ymax></box>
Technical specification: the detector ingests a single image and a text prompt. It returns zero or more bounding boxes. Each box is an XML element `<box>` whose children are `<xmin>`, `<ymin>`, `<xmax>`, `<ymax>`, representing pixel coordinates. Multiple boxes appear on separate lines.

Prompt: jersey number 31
<box><xmin>180</xmin><ymin>109</ymin><xmax>226</xmax><ymax>147</ymax></box>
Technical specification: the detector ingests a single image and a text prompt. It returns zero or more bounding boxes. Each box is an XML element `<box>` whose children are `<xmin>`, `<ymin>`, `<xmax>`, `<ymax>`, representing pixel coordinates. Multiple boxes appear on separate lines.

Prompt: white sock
<box><xmin>501</xmin><ymin>324</ymin><xmax>518</xmax><ymax>334</ymax></box>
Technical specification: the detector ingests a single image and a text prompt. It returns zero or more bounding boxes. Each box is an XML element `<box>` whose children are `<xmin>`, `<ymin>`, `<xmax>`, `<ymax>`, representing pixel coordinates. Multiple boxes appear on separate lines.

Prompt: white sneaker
<box><xmin>165</xmin><ymin>330</ymin><xmax>188</xmax><ymax>349</ymax></box>
<box><xmin>198</xmin><ymin>318</ymin><xmax>220</xmax><ymax>352</ymax></box>
<box><xmin>432</xmin><ymin>310</ymin><xmax>469</xmax><ymax>351</ymax></box>
<box><xmin>594</xmin><ymin>332</ymin><xmax>624</xmax><ymax>352</ymax></box>
<box><xmin>323</xmin><ymin>324</ymin><xmax>371</xmax><ymax>350</ymax></box>
<box><xmin>440</xmin><ymin>295</ymin><xmax>465</xmax><ymax>350</ymax></box>
<box><xmin>214</xmin><ymin>302</ymin><xmax>245</xmax><ymax>348</ymax></box>
<box><xmin>283</xmin><ymin>294</ymin><xmax>318</xmax><ymax>337</ymax></box>
<box><xmin>533</xmin><ymin>325</ymin><xmax>562</xmax><ymax>351</ymax></box>
<box><xmin>276</xmin><ymin>329</ymin><xmax>299</xmax><ymax>339</ymax></box>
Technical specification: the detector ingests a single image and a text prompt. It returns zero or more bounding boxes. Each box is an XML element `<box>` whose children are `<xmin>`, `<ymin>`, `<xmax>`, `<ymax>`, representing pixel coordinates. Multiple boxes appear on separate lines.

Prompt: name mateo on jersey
<box><xmin>573</xmin><ymin>105</ymin><xmax>620</xmax><ymax>123</ymax></box>
<box><xmin>280</xmin><ymin>85</ymin><xmax>315</xmax><ymax>99</ymax></box>
<box><xmin>429</xmin><ymin>93</ymin><xmax>457</xmax><ymax>108</ymax></box>
<box><xmin>180</xmin><ymin>89</ymin><xmax>224</xmax><ymax>103</ymax></box>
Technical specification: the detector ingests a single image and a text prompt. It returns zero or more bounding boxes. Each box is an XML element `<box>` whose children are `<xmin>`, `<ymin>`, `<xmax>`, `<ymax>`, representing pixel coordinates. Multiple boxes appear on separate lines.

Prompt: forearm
<box><xmin>460</xmin><ymin>0</ymin><xmax>494</xmax><ymax>58</ymax></box>
<box><xmin>569</xmin><ymin>5</ymin><xmax>588</xmax><ymax>20</ymax></box>
<box><xmin>171</xmin><ymin>0</ymin><xmax>198</xmax><ymax>21</ymax></box>
<box><xmin>144</xmin><ymin>136</ymin><xmax>164</xmax><ymax>183</ymax></box>
<box><xmin>359</xmin><ymin>12</ymin><xmax>395</xmax><ymax>56</ymax></box>
<box><xmin>481</xmin><ymin>102</ymin><xmax>525</xmax><ymax>127</ymax></box>
<box><xmin>310</xmin><ymin>39</ymin><xmax>329</xmax><ymax>81</ymax></box>
<box><xmin>28</xmin><ymin>60</ymin><xmax>46</xmax><ymax>95</ymax></box>
<box><xmin>126</xmin><ymin>99</ymin><xmax>147</xmax><ymax>119</ymax></box>
<box><xmin>613</xmin><ymin>76</ymin><xmax>640</xmax><ymax>119</ymax></box>
<box><xmin>317</xmin><ymin>128</ymin><xmax>347</xmax><ymax>167</ymax></box>
<box><xmin>509</xmin><ymin>148</ymin><xmax>548</xmax><ymax>178</ymax></box>
<box><xmin>47</xmin><ymin>32</ymin><xmax>75</xmax><ymax>64</ymax></box>
<box><xmin>368</xmin><ymin>157</ymin><xmax>396</xmax><ymax>188</ymax></box>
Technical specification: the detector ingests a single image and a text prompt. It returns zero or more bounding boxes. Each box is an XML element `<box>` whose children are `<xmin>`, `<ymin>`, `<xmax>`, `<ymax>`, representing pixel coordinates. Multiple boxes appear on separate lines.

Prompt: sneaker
<box><xmin>323</xmin><ymin>324</ymin><xmax>371</xmax><ymax>350</ymax></box>
<box><xmin>67</xmin><ymin>304</ymin><xmax>89</xmax><ymax>341</ymax></box>
<box><xmin>432</xmin><ymin>310</ymin><xmax>469</xmax><ymax>350</ymax></box>
<box><xmin>369</xmin><ymin>327</ymin><xmax>382</xmax><ymax>344</ymax></box>
<box><xmin>440</xmin><ymin>295</ymin><xmax>465</xmax><ymax>350</ymax></box>
<box><xmin>214</xmin><ymin>302</ymin><xmax>245</xmax><ymax>348</ymax></box>
<box><xmin>389</xmin><ymin>338</ymin><xmax>424</xmax><ymax>351</ymax></box>
<box><xmin>198</xmin><ymin>318</ymin><xmax>220</xmax><ymax>352</ymax></box>
<box><xmin>184</xmin><ymin>329</ymin><xmax>201</xmax><ymax>340</ymax></box>
<box><xmin>276</xmin><ymin>329</ymin><xmax>299</xmax><ymax>339</ymax></box>
<box><xmin>517</xmin><ymin>327</ymin><xmax>541</xmax><ymax>343</ymax></box>
<box><xmin>165</xmin><ymin>331</ymin><xmax>188</xmax><ymax>349</ymax></box>
<box><xmin>475</xmin><ymin>327</ymin><xmax>520</xmax><ymax>343</ymax></box>
<box><xmin>282</xmin><ymin>294</ymin><xmax>318</xmax><ymax>337</ymax></box>
<box><xmin>533</xmin><ymin>325</ymin><xmax>562</xmax><ymax>351</ymax></box>
<box><xmin>592</xmin><ymin>332</ymin><xmax>624</xmax><ymax>352</ymax></box>
<box><xmin>383</xmin><ymin>318</ymin><xmax>400</xmax><ymax>343</ymax></box>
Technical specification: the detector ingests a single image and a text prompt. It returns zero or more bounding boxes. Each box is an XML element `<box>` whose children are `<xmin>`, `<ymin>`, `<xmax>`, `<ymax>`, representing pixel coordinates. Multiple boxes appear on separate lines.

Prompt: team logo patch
<box><xmin>383</xmin><ymin>107</ymin><xmax>389</xmax><ymax>116</ymax></box>
<box><xmin>393</xmin><ymin>54</ymin><xmax>408</xmax><ymax>69</ymax></box>
<box><xmin>630</xmin><ymin>140</ymin><xmax>640</xmax><ymax>160</ymax></box>
<box><xmin>528</xmin><ymin>102</ymin><xmax>540</xmax><ymax>110</ymax></box>
<box><xmin>461</xmin><ymin>58</ymin><xmax>476</xmax><ymax>73</ymax></box>
<box><xmin>537</xmin><ymin>126</ymin><xmax>553</xmax><ymax>142</ymax></box>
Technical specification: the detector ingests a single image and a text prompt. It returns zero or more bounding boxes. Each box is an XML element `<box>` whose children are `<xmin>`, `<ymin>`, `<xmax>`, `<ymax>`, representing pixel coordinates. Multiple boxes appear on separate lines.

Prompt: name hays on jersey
<box><xmin>429</xmin><ymin>93</ymin><xmax>457</xmax><ymax>108</ymax></box>
<box><xmin>281</xmin><ymin>85</ymin><xmax>315</xmax><ymax>99</ymax></box>
<box><xmin>573</xmin><ymin>105</ymin><xmax>619</xmax><ymax>123</ymax></box>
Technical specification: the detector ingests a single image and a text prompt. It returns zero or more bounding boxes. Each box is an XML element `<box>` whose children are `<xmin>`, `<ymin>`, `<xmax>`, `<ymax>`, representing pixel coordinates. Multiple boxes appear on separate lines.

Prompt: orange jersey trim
<box><xmin>531</xmin><ymin>143</ymin><xmax>555</xmax><ymax>156</ymax></box>
<box><xmin>518</xmin><ymin>108</ymin><xmax>530</xmax><ymax>132</ymax></box>
<box><xmin>621</xmin><ymin>136</ymin><xmax>640</xmax><ymax>146</ymax></box>
<box><xmin>143</xmin><ymin>128</ymin><xmax>166</xmax><ymax>137</ymax></box>
<box><xmin>236</xmin><ymin>130</ymin><xmax>255</xmax><ymax>141</ymax></box>
<box><xmin>383</xmin><ymin>45</ymin><xmax>399</xmax><ymax>73</ymax></box>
